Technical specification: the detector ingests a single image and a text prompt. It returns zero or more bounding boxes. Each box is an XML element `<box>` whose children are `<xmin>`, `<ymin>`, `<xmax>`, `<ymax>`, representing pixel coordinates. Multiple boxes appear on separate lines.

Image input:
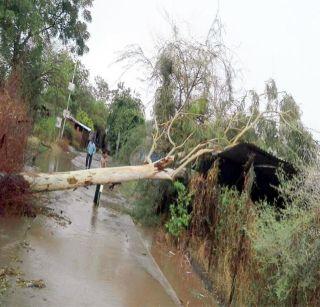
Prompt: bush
<box><xmin>249</xmin><ymin>165</ymin><xmax>320</xmax><ymax>305</ymax></box>
<box><xmin>133</xmin><ymin>180</ymin><xmax>174</xmax><ymax>226</ymax></box>
<box><xmin>33</xmin><ymin>116</ymin><xmax>57</xmax><ymax>143</ymax></box>
<box><xmin>165</xmin><ymin>181</ymin><xmax>192</xmax><ymax>237</ymax></box>
<box><xmin>185</xmin><ymin>162</ymin><xmax>320</xmax><ymax>306</ymax></box>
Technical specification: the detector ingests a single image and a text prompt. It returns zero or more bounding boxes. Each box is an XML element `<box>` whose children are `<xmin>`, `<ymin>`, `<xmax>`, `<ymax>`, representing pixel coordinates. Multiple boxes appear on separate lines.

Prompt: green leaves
<box><xmin>0</xmin><ymin>0</ymin><xmax>92</xmax><ymax>72</ymax></box>
<box><xmin>106</xmin><ymin>86</ymin><xmax>145</xmax><ymax>154</ymax></box>
<box><xmin>165</xmin><ymin>181</ymin><xmax>192</xmax><ymax>237</ymax></box>
<box><xmin>76</xmin><ymin>109</ymin><xmax>94</xmax><ymax>130</ymax></box>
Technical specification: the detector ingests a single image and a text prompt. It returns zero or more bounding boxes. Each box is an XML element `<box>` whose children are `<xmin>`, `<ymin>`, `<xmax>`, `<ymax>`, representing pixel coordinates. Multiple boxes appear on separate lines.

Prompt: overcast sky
<box><xmin>82</xmin><ymin>0</ymin><xmax>320</xmax><ymax>136</ymax></box>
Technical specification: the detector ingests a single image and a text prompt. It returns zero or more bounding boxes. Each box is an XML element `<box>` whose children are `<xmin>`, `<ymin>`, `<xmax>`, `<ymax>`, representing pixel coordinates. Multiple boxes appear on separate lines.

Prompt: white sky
<box><xmin>82</xmin><ymin>0</ymin><xmax>320</xmax><ymax>136</ymax></box>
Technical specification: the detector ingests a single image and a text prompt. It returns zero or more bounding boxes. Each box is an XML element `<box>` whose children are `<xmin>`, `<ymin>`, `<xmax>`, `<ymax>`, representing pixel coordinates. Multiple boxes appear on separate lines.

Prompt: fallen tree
<box><xmin>19</xmin><ymin>104</ymin><xmax>307</xmax><ymax>193</ymax></box>
<box><xmin>21</xmin><ymin>157</ymin><xmax>175</xmax><ymax>192</ymax></box>
<box><xmin>1</xmin><ymin>22</ymin><xmax>315</xmax><ymax>196</ymax></box>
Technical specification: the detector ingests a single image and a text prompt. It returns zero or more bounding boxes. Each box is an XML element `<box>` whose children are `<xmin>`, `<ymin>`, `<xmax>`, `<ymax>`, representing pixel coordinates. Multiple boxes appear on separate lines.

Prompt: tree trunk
<box><xmin>22</xmin><ymin>157</ymin><xmax>174</xmax><ymax>192</ymax></box>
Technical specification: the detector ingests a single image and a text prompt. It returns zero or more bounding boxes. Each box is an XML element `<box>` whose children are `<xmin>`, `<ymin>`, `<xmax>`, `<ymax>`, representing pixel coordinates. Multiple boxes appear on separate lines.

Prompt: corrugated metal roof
<box><xmin>66</xmin><ymin>115</ymin><xmax>92</xmax><ymax>132</ymax></box>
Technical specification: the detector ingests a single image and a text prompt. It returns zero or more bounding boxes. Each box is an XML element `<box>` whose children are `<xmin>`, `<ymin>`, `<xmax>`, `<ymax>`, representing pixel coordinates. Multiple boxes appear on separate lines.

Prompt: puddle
<box><xmin>32</xmin><ymin>146</ymin><xmax>75</xmax><ymax>173</ymax></box>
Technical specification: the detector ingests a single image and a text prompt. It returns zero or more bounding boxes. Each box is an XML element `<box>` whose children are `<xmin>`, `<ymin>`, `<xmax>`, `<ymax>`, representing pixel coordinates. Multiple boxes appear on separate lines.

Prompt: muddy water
<box><xmin>0</xmin><ymin>148</ymin><xmax>215</xmax><ymax>306</ymax></box>
<box><xmin>33</xmin><ymin>145</ymin><xmax>75</xmax><ymax>172</ymax></box>
<box><xmin>139</xmin><ymin>230</ymin><xmax>217</xmax><ymax>307</ymax></box>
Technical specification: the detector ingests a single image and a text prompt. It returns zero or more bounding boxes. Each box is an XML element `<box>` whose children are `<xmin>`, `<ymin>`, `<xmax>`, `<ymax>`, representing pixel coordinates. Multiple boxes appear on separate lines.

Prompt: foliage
<box><xmin>165</xmin><ymin>181</ymin><xmax>192</xmax><ymax>237</ymax></box>
<box><xmin>63</xmin><ymin>122</ymin><xmax>81</xmax><ymax>149</ymax></box>
<box><xmin>0</xmin><ymin>0</ymin><xmax>92</xmax><ymax>69</ymax></box>
<box><xmin>76</xmin><ymin>108</ymin><xmax>94</xmax><ymax>130</ymax></box>
<box><xmin>249</xmin><ymin>165</ymin><xmax>320</xmax><ymax>305</ymax></box>
<box><xmin>0</xmin><ymin>0</ymin><xmax>93</xmax><ymax>118</ymax></box>
<box><xmin>133</xmin><ymin>180</ymin><xmax>175</xmax><ymax>226</ymax></box>
<box><xmin>33</xmin><ymin>116</ymin><xmax>57</xmax><ymax>143</ymax></box>
<box><xmin>93</xmin><ymin>76</ymin><xmax>110</xmax><ymax>102</ymax></box>
<box><xmin>132</xmin><ymin>180</ymin><xmax>161</xmax><ymax>226</ymax></box>
<box><xmin>36</xmin><ymin>50</ymin><xmax>74</xmax><ymax>115</ymax></box>
<box><xmin>118</xmin><ymin>124</ymin><xmax>147</xmax><ymax>164</ymax></box>
<box><xmin>106</xmin><ymin>85</ymin><xmax>145</xmax><ymax>154</ymax></box>
<box><xmin>251</xmin><ymin>202</ymin><xmax>320</xmax><ymax>305</ymax></box>
<box><xmin>187</xmin><ymin>160</ymin><xmax>320</xmax><ymax>305</ymax></box>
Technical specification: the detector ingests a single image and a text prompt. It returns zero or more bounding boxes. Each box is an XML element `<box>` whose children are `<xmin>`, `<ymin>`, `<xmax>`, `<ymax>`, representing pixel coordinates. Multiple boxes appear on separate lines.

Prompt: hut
<box><xmin>197</xmin><ymin>143</ymin><xmax>297</xmax><ymax>207</ymax></box>
<box><xmin>65</xmin><ymin>115</ymin><xmax>91</xmax><ymax>148</ymax></box>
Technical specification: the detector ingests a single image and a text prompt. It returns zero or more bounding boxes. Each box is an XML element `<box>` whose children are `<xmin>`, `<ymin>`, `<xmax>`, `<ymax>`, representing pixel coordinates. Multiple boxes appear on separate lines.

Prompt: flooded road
<box><xmin>0</xmin><ymin>147</ymin><xmax>215</xmax><ymax>306</ymax></box>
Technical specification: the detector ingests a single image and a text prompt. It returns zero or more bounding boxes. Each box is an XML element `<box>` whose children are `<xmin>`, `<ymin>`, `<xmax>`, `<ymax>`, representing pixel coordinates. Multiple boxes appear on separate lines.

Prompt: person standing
<box><xmin>94</xmin><ymin>149</ymin><xmax>109</xmax><ymax>206</ymax></box>
<box><xmin>86</xmin><ymin>140</ymin><xmax>96</xmax><ymax>169</ymax></box>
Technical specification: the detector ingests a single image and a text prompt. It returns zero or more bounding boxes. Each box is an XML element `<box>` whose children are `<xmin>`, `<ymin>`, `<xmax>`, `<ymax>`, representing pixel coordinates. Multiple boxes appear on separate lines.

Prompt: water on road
<box><xmin>0</xmin><ymin>147</ymin><xmax>215</xmax><ymax>306</ymax></box>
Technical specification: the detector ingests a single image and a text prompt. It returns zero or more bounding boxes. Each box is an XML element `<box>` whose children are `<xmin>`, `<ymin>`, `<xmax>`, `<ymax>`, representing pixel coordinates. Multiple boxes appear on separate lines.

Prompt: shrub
<box><xmin>133</xmin><ymin>180</ymin><xmax>174</xmax><ymax>226</ymax></box>
<box><xmin>186</xmin><ymin>161</ymin><xmax>320</xmax><ymax>306</ymax></box>
<box><xmin>64</xmin><ymin>123</ymin><xmax>81</xmax><ymax>150</ymax></box>
<box><xmin>33</xmin><ymin>116</ymin><xmax>57</xmax><ymax>143</ymax></box>
<box><xmin>249</xmin><ymin>165</ymin><xmax>320</xmax><ymax>305</ymax></box>
<box><xmin>165</xmin><ymin>181</ymin><xmax>192</xmax><ymax>237</ymax></box>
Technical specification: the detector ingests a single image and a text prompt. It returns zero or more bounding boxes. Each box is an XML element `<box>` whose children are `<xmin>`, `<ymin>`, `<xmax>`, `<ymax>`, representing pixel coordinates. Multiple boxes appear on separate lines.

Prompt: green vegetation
<box><xmin>1</xmin><ymin>4</ymin><xmax>319</xmax><ymax>305</ymax></box>
<box><xmin>76</xmin><ymin>109</ymin><xmax>94</xmax><ymax>130</ymax></box>
<box><xmin>33</xmin><ymin>117</ymin><xmax>57</xmax><ymax>143</ymax></box>
<box><xmin>120</xmin><ymin>21</ymin><xmax>319</xmax><ymax>306</ymax></box>
<box><xmin>165</xmin><ymin>181</ymin><xmax>192</xmax><ymax>237</ymax></box>
<box><xmin>0</xmin><ymin>1</ymin><xmax>112</xmax><ymax>150</ymax></box>
<box><xmin>106</xmin><ymin>85</ymin><xmax>145</xmax><ymax>156</ymax></box>
<box><xmin>132</xmin><ymin>180</ymin><xmax>175</xmax><ymax>226</ymax></box>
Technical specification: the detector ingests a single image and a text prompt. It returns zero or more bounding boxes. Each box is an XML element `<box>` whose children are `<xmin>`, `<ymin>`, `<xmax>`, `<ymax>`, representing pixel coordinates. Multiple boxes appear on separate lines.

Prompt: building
<box><xmin>65</xmin><ymin>115</ymin><xmax>92</xmax><ymax>148</ymax></box>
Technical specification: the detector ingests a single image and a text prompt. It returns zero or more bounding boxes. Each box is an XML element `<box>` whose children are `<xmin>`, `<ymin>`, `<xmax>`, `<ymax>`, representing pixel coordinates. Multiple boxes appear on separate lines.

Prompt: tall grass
<box><xmin>180</xmin><ymin>162</ymin><xmax>320</xmax><ymax>306</ymax></box>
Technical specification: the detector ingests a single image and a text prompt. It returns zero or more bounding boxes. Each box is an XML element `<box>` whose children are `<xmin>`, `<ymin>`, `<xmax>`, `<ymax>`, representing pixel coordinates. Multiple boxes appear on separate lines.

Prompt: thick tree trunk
<box><xmin>21</xmin><ymin>157</ymin><xmax>174</xmax><ymax>192</ymax></box>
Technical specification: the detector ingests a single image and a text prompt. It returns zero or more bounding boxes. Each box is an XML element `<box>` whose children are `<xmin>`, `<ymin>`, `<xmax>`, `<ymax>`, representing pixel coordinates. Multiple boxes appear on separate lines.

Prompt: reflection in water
<box><xmin>33</xmin><ymin>146</ymin><xmax>75</xmax><ymax>173</ymax></box>
<box><xmin>90</xmin><ymin>205</ymin><xmax>98</xmax><ymax>231</ymax></box>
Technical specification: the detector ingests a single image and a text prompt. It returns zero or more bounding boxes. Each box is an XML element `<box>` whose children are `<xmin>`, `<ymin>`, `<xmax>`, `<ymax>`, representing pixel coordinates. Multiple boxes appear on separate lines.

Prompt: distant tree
<box><xmin>106</xmin><ymin>85</ymin><xmax>145</xmax><ymax>154</ymax></box>
<box><xmin>76</xmin><ymin>109</ymin><xmax>94</xmax><ymax>130</ymax></box>
<box><xmin>93</xmin><ymin>76</ymin><xmax>110</xmax><ymax>102</ymax></box>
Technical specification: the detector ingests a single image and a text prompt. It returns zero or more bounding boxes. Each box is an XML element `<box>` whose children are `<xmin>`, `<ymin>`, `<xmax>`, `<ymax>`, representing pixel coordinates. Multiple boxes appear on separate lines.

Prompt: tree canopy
<box><xmin>0</xmin><ymin>0</ymin><xmax>92</xmax><ymax>70</ymax></box>
<box><xmin>106</xmin><ymin>85</ymin><xmax>145</xmax><ymax>154</ymax></box>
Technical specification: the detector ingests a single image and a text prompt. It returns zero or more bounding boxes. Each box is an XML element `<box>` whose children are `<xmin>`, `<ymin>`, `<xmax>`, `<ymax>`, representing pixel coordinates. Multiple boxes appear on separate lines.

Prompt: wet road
<box><xmin>0</xmin><ymin>148</ymin><xmax>180</xmax><ymax>306</ymax></box>
<box><xmin>1</xmin><ymin>147</ymin><xmax>216</xmax><ymax>306</ymax></box>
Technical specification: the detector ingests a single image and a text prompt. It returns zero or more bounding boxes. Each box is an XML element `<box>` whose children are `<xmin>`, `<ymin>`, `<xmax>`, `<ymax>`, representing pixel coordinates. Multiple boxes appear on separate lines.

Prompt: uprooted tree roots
<box><xmin>0</xmin><ymin>174</ymin><xmax>36</xmax><ymax>217</ymax></box>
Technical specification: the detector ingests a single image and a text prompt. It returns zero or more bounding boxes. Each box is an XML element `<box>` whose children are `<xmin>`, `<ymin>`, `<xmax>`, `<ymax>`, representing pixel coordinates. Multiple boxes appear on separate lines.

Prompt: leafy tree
<box><xmin>93</xmin><ymin>76</ymin><xmax>110</xmax><ymax>102</ymax></box>
<box><xmin>36</xmin><ymin>49</ymin><xmax>74</xmax><ymax>116</ymax></box>
<box><xmin>0</xmin><ymin>0</ymin><xmax>93</xmax><ymax>117</ymax></box>
<box><xmin>0</xmin><ymin>0</ymin><xmax>92</xmax><ymax>70</ymax></box>
<box><xmin>76</xmin><ymin>108</ymin><xmax>94</xmax><ymax>130</ymax></box>
<box><xmin>106</xmin><ymin>85</ymin><xmax>145</xmax><ymax>154</ymax></box>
